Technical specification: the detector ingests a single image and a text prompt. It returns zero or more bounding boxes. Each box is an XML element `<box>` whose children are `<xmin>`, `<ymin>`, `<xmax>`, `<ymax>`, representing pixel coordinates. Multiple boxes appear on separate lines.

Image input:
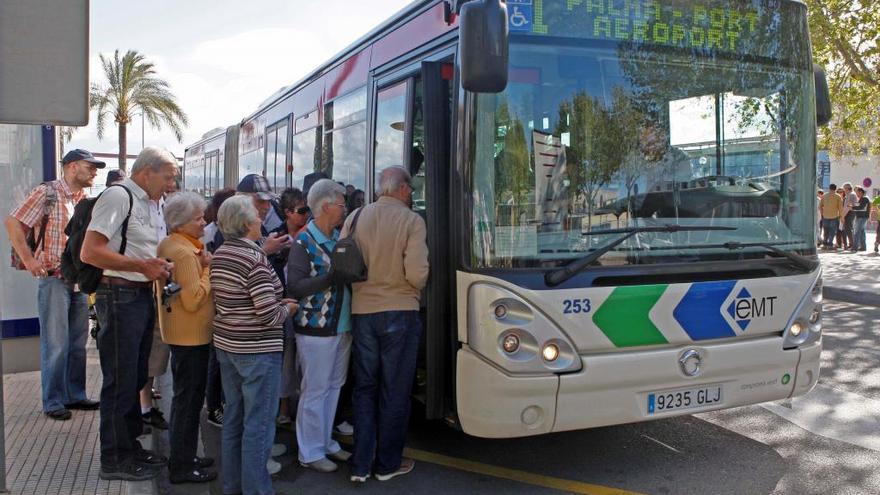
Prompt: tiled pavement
<box><xmin>2</xmin><ymin>339</ymin><xmax>151</xmax><ymax>495</ymax></box>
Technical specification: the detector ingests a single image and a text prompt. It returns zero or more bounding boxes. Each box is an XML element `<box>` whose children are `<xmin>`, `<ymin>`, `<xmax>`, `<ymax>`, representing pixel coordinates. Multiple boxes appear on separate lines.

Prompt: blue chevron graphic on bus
<box><xmin>726</xmin><ymin>288</ymin><xmax>778</xmax><ymax>331</ymax></box>
<box><xmin>673</xmin><ymin>281</ymin><xmax>737</xmax><ymax>340</ymax></box>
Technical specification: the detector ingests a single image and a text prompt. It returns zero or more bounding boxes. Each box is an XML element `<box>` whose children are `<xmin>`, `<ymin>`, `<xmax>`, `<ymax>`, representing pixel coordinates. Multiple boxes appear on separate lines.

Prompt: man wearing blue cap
<box><xmin>4</xmin><ymin>149</ymin><xmax>105</xmax><ymax>420</ymax></box>
<box><xmin>211</xmin><ymin>174</ymin><xmax>291</xmax><ymax>256</ymax></box>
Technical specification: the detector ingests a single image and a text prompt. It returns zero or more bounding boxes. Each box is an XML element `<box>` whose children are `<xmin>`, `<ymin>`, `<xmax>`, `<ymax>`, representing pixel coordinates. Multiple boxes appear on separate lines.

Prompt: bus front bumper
<box><xmin>456</xmin><ymin>337</ymin><xmax>821</xmax><ymax>438</ymax></box>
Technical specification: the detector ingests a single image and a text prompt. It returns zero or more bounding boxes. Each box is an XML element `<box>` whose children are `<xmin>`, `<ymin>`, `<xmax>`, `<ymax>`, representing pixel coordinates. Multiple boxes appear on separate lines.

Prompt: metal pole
<box><xmin>0</xmin><ymin>335</ymin><xmax>6</xmax><ymax>493</ymax></box>
<box><xmin>141</xmin><ymin>112</ymin><xmax>145</xmax><ymax>150</ymax></box>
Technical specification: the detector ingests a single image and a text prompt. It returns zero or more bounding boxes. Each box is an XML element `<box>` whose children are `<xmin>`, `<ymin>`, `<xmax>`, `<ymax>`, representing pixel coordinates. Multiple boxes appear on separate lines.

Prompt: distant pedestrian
<box><xmin>81</xmin><ymin>146</ymin><xmax>178</xmax><ymax>481</ymax></box>
<box><xmin>4</xmin><ymin>149</ymin><xmax>105</xmax><ymax>420</ymax></box>
<box><xmin>210</xmin><ymin>195</ymin><xmax>297</xmax><ymax>495</ymax></box>
<box><xmin>106</xmin><ymin>169</ymin><xmax>126</xmax><ymax>187</ymax></box>
<box><xmin>851</xmin><ymin>186</ymin><xmax>870</xmax><ymax>252</ymax></box>
<box><xmin>156</xmin><ymin>192</ymin><xmax>218</xmax><ymax>484</ymax></box>
<box><xmin>819</xmin><ymin>184</ymin><xmax>843</xmax><ymax>249</ymax></box>
<box><xmin>843</xmin><ymin>182</ymin><xmax>858</xmax><ymax>250</ymax></box>
<box><xmin>287</xmin><ymin>180</ymin><xmax>352</xmax><ymax>473</ymax></box>
<box><xmin>343</xmin><ymin>166</ymin><xmax>429</xmax><ymax>483</ymax></box>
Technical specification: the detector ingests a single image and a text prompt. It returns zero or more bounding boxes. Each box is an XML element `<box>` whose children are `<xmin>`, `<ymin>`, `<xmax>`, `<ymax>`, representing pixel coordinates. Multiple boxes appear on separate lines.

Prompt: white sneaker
<box><xmin>350</xmin><ymin>473</ymin><xmax>371</xmax><ymax>483</ymax></box>
<box><xmin>328</xmin><ymin>449</ymin><xmax>351</xmax><ymax>462</ymax></box>
<box><xmin>334</xmin><ymin>421</ymin><xmax>354</xmax><ymax>436</ymax></box>
<box><xmin>267</xmin><ymin>458</ymin><xmax>282</xmax><ymax>475</ymax></box>
<box><xmin>299</xmin><ymin>457</ymin><xmax>337</xmax><ymax>473</ymax></box>
<box><xmin>376</xmin><ymin>458</ymin><xmax>414</xmax><ymax>481</ymax></box>
<box><xmin>271</xmin><ymin>443</ymin><xmax>287</xmax><ymax>457</ymax></box>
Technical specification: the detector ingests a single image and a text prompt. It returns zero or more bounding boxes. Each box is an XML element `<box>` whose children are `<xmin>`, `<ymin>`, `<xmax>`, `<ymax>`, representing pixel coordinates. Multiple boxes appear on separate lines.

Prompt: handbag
<box><xmin>330</xmin><ymin>208</ymin><xmax>368</xmax><ymax>284</ymax></box>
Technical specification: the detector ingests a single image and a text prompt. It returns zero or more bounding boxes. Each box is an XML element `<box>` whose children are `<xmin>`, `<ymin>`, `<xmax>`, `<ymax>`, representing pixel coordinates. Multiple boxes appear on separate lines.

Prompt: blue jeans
<box><xmin>822</xmin><ymin>218</ymin><xmax>838</xmax><ymax>247</ymax></box>
<box><xmin>37</xmin><ymin>276</ymin><xmax>89</xmax><ymax>413</ymax></box>
<box><xmin>350</xmin><ymin>311</ymin><xmax>421</xmax><ymax>477</ymax></box>
<box><xmin>216</xmin><ymin>349</ymin><xmax>281</xmax><ymax>495</ymax></box>
<box><xmin>94</xmin><ymin>284</ymin><xmax>154</xmax><ymax>468</ymax></box>
<box><xmin>854</xmin><ymin>217</ymin><xmax>868</xmax><ymax>251</ymax></box>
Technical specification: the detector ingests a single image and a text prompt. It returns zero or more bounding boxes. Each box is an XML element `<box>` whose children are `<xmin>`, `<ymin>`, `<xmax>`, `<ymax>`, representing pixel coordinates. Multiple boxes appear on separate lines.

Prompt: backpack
<box><xmin>10</xmin><ymin>182</ymin><xmax>57</xmax><ymax>270</ymax></box>
<box><xmin>330</xmin><ymin>207</ymin><xmax>368</xmax><ymax>284</ymax></box>
<box><xmin>60</xmin><ymin>185</ymin><xmax>133</xmax><ymax>293</ymax></box>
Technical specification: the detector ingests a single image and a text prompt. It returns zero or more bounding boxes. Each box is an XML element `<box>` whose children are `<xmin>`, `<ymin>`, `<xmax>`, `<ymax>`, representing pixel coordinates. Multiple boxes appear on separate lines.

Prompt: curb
<box><xmin>824</xmin><ymin>287</ymin><xmax>880</xmax><ymax>308</ymax></box>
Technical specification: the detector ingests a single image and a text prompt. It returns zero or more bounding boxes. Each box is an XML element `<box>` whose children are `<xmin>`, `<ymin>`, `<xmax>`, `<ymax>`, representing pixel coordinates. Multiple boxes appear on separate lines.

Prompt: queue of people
<box><xmin>818</xmin><ymin>182</ymin><xmax>877</xmax><ymax>253</ymax></box>
<box><xmin>6</xmin><ymin>145</ymin><xmax>428</xmax><ymax>494</ymax></box>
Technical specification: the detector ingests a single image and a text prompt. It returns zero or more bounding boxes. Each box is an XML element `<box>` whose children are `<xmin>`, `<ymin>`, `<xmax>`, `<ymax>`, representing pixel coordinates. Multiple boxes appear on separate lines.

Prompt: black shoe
<box><xmin>134</xmin><ymin>448</ymin><xmax>168</xmax><ymax>467</ymax></box>
<box><xmin>65</xmin><ymin>399</ymin><xmax>100</xmax><ymax>410</ymax></box>
<box><xmin>142</xmin><ymin>407</ymin><xmax>169</xmax><ymax>430</ymax></box>
<box><xmin>45</xmin><ymin>408</ymin><xmax>72</xmax><ymax>421</ymax></box>
<box><xmin>99</xmin><ymin>461</ymin><xmax>160</xmax><ymax>481</ymax></box>
<box><xmin>169</xmin><ymin>468</ymin><xmax>217</xmax><ymax>484</ymax></box>
<box><xmin>194</xmin><ymin>456</ymin><xmax>214</xmax><ymax>468</ymax></box>
<box><xmin>207</xmin><ymin>407</ymin><xmax>223</xmax><ymax>427</ymax></box>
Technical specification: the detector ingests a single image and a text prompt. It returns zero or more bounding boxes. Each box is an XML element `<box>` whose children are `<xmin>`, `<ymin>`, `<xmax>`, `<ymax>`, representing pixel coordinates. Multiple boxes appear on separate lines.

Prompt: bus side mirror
<box><xmin>814</xmin><ymin>65</ymin><xmax>832</xmax><ymax>127</ymax></box>
<box><xmin>459</xmin><ymin>0</ymin><xmax>509</xmax><ymax>93</ymax></box>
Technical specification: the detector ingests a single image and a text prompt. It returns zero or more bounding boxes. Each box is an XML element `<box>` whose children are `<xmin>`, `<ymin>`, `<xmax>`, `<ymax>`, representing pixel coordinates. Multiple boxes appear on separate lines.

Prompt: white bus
<box><xmin>183</xmin><ymin>0</ymin><xmax>829</xmax><ymax>438</ymax></box>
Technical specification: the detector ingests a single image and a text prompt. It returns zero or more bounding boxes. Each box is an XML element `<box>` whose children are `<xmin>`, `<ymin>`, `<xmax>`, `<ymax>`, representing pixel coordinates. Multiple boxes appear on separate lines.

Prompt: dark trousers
<box><xmin>350</xmin><ymin>311</ymin><xmax>421</xmax><ymax>477</ymax></box>
<box><xmin>95</xmin><ymin>284</ymin><xmax>154</xmax><ymax>468</ymax></box>
<box><xmin>822</xmin><ymin>218</ymin><xmax>838</xmax><ymax>247</ymax></box>
<box><xmin>845</xmin><ymin>212</ymin><xmax>855</xmax><ymax>248</ymax></box>
<box><xmin>169</xmin><ymin>344</ymin><xmax>209</xmax><ymax>473</ymax></box>
<box><xmin>206</xmin><ymin>345</ymin><xmax>224</xmax><ymax>410</ymax></box>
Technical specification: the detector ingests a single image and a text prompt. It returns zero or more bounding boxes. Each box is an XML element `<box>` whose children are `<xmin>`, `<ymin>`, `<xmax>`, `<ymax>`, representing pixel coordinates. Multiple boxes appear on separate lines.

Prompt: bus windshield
<box><xmin>469</xmin><ymin>0</ymin><xmax>816</xmax><ymax>269</ymax></box>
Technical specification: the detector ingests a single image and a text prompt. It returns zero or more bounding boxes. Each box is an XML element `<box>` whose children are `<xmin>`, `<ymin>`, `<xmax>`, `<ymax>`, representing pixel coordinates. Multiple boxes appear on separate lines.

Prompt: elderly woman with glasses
<box><xmin>210</xmin><ymin>195</ymin><xmax>298</xmax><ymax>495</ymax></box>
<box><xmin>287</xmin><ymin>179</ymin><xmax>353</xmax><ymax>473</ymax></box>
<box><xmin>155</xmin><ymin>192</ymin><xmax>217</xmax><ymax>484</ymax></box>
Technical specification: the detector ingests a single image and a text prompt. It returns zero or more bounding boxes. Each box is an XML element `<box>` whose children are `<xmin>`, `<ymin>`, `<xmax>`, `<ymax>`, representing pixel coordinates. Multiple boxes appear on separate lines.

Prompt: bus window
<box><xmin>374</xmin><ymin>80</ymin><xmax>410</xmax><ymax>181</ymax></box>
<box><xmin>265</xmin><ymin>119</ymin><xmax>289</xmax><ymax>193</ymax></box>
<box><xmin>324</xmin><ymin>88</ymin><xmax>367</xmax><ymax>191</ymax></box>
<box><xmin>291</xmin><ymin>116</ymin><xmax>322</xmax><ymax>190</ymax></box>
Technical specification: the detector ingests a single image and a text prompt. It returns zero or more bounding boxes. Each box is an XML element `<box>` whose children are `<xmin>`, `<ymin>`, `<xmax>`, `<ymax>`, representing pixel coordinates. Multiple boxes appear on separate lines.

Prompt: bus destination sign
<box><xmin>508</xmin><ymin>0</ymin><xmax>778</xmax><ymax>55</ymax></box>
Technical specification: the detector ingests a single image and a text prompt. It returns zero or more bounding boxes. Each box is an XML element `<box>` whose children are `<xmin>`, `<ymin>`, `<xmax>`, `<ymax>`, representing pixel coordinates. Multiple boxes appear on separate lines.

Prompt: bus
<box><xmin>182</xmin><ymin>125</ymin><xmax>239</xmax><ymax>198</ymax></box>
<box><xmin>183</xmin><ymin>0</ymin><xmax>829</xmax><ymax>438</ymax></box>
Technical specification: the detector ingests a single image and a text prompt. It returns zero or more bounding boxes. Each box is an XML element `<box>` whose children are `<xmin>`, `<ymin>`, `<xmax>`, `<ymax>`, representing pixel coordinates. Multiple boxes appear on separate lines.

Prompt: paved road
<box><xmin>162</xmin><ymin>301</ymin><xmax>880</xmax><ymax>495</ymax></box>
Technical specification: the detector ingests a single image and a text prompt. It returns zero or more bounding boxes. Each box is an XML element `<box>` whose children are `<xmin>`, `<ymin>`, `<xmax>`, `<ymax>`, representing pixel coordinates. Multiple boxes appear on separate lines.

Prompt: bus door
<box><xmin>371</xmin><ymin>57</ymin><xmax>454</xmax><ymax>419</ymax></box>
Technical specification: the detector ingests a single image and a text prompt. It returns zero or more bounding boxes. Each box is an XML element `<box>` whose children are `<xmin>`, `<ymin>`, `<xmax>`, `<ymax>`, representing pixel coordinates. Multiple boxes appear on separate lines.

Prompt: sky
<box><xmin>67</xmin><ymin>0</ymin><xmax>413</xmax><ymax>166</ymax></box>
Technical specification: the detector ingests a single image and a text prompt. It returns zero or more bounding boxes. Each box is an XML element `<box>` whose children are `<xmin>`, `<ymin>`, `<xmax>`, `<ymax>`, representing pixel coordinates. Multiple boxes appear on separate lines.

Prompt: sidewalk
<box><xmin>818</xmin><ymin>231</ymin><xmax>880</xmax><ymax>307</ymax></box>
<box><xmin>2</xmin><ymin>340</ymin><xmax>152</xmax><ymax>495</ymax></box>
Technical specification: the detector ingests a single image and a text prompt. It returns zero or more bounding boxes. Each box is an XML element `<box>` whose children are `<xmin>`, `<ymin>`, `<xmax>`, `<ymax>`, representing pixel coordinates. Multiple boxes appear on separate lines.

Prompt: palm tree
<box><xmin>90</xmin><ymin>49</ymin><xmax>188</xmax><ymax>170</ymax></box>
<box><xmin>58</xmin><ymin>126</ymin><xmax>76</xmax><ymax>156</ymax></box>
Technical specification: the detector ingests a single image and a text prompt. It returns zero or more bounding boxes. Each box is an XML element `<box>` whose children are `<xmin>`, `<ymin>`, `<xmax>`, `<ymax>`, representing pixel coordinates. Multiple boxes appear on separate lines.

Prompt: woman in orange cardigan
<box><xmin>156</xmin><ymin>191</ymin><xmax>216</xmax><ymax>484</ymax></box>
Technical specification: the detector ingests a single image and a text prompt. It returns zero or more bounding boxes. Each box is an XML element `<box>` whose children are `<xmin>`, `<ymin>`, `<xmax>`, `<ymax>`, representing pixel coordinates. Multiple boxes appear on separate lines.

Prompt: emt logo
<box><xmin>726</xmin><ymin>288</ymin><xmax>778</xmax><ymax>331</ymax></box>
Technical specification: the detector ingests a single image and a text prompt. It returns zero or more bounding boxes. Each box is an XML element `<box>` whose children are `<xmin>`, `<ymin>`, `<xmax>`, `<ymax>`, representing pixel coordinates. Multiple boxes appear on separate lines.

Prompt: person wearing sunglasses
<box><xmin>270</xmin><ymin>187</ymin><xmax>310</xmax><ymax>428</ymax></box>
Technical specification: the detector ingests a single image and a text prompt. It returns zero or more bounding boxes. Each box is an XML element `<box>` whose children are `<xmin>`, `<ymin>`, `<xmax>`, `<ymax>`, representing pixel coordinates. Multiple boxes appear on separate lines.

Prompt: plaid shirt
<box><xmin>10</xmin><ymin>179</ymin><xmax>86</xmax><ymax>272</ymax></box>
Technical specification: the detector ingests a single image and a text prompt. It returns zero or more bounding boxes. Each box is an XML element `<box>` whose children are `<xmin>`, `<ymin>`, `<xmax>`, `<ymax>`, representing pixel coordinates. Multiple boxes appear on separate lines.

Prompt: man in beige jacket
<box><xmin>342</xmin><ymin>166</ymin><xmax>428</xmax><ymax>483</ymax></box>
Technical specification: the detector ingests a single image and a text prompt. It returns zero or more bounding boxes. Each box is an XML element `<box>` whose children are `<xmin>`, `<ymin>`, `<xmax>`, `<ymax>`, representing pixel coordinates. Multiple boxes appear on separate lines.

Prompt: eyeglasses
<box><xmin>293</xmin><ymin>206</ymin><xmax>310</xmax><ymax>215</ymax></box>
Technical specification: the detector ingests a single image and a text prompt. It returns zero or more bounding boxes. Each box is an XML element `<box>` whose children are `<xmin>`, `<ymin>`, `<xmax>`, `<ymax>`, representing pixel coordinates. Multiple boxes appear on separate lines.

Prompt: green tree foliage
<box><xmin>90</xmin><ymin>50</ymin><xmax>188</xmax><ymax>170</ymax></box>
<box><xmin>807</xmin><ymin>0</ymin><xmax>880</xmax><ymax>155</ymax></box>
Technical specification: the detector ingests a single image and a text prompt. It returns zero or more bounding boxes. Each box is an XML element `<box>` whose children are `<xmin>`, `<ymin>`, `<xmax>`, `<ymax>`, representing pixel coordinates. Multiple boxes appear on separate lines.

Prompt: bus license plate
<box><xmin>647</xmin><ymin>385</ymin><xmax>722</xmax><ymax>415</ymax></box>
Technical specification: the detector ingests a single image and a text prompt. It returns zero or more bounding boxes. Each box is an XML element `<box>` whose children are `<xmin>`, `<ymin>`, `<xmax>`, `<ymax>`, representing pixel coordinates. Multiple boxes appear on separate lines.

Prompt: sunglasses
<box><xmin>292</xmin><ymin>206</ymin><xmax>310</xmax><ymax>215</ymax></box>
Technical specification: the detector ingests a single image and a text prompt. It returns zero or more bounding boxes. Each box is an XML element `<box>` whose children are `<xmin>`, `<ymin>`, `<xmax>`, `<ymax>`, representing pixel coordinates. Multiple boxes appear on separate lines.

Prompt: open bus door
<box><xmin>370</xmin><ymin>56</ymin><xmax>454</xmax><ymax>420</ymax></box>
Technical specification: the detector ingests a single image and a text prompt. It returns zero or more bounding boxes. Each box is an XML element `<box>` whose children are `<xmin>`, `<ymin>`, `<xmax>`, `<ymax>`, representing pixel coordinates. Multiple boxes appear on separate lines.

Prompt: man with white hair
<box><xmin>342</xmin><ymin>166</ymin><xmax>428</xmax><ymax>482</ymax></box>
<box><xmin>81</xmin><ymin>146</ymin><xmax>178</xmax><ymax>482</ymax></box>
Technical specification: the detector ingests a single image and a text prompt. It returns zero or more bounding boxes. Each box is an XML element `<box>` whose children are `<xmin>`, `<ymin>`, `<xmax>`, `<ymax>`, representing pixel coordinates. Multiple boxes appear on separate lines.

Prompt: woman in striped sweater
<box><xmin>209</xmin><ymin>195</ymin><xmax>298</xmax><ymax>495</ymax></box>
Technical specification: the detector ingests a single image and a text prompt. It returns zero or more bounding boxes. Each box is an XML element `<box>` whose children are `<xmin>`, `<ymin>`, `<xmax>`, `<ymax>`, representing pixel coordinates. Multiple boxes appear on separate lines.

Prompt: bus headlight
<box><xmin>783</xmin><ymin>274</ymin><xmax>822</xmax><ymax>349</ymax></box>
<box><xmin>469</xmin><ymin>283</ymin><xmax>582</xmax><ymax>374</ymax></box>
<box><xmin>502</xmin><ymin>334</ymin><xmax>520</xmax><ymax>353</ymax></box>
<box><xmin>542</xmin><ymin>343</ymin><xmax>559</xmax><ymax>362</ymax></box>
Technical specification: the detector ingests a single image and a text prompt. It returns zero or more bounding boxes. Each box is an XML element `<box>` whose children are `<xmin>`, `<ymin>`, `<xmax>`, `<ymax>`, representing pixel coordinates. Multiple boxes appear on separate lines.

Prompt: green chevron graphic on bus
<box><xmin>592</xmin><ymin>285</ymin><xmax>669</xmax><ymax>347</ymax></box>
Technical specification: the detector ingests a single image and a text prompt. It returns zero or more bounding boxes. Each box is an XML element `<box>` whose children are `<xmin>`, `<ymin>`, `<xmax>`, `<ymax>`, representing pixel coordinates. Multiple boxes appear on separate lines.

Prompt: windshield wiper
<box><xmin>721</xmin><ymin>241</ymin><xmax>818</xmax><ymax>272</ymax></box>
<box><xmin>544</xmin><ymin>224</ymin><xmax>737</xmax><ymax>287</ymax></box>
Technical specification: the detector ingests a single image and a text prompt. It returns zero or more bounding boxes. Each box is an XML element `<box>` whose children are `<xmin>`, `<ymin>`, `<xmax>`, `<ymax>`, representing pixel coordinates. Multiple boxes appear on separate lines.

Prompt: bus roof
<box><xmin>240</xmin><ymin>0</ymin><xmax>440</xmax><ymax>123</ymax></box>
<box><xmin>184</xmin><ymin>126</ymin><xmax>229</xmax><ymax>153</ymax></box>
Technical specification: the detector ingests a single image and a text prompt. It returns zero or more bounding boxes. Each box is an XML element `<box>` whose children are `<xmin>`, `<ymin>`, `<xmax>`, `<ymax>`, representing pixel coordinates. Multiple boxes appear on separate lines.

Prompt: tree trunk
<box><xmin>118</xmin><ymin>123</ymin><xmax>127</xmax><ymax>171</ymax></box>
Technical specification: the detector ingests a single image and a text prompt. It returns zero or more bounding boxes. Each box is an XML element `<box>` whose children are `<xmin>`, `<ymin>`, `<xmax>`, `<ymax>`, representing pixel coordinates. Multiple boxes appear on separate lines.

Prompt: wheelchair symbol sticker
<box><xmin>508</xmin><ymin>5</ymin><xmax>533</xmax><ymax>31</ymax></box>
